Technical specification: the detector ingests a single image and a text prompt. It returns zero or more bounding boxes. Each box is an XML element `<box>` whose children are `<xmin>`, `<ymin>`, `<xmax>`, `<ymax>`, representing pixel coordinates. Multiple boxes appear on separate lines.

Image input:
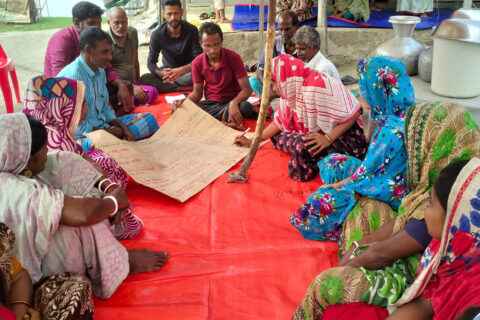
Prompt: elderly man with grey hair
<box><xmin>293</xmin><ymin>26</ymin><xmax>341</xmax><ymax>81</ymax></box>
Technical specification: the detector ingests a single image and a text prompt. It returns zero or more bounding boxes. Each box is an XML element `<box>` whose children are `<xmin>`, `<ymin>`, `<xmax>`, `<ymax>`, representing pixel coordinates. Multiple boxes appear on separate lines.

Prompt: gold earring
<box><xmin>23</xmin><ymin>169</ymin><xmax>32</xmax><ymax>178</ymax></box>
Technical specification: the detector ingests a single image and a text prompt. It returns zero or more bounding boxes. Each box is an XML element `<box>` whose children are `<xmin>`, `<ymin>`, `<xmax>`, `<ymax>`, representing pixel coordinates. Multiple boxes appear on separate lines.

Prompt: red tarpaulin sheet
<box><xmin>93</xmin><ymin>95</ymin><xmax>339</xmax><ymax>319</ymax></box>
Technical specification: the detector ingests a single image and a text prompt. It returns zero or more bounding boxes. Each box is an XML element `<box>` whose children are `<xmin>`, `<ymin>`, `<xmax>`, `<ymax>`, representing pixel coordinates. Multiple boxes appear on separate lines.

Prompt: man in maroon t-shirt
<box><xmin>174</xmin><ymin>22</ymin><xmax>256</xmax><ymax>129</ymax></box>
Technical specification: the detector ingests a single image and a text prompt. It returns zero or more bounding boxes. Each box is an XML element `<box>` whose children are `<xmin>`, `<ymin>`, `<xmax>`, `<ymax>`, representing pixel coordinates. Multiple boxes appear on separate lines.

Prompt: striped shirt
<box><xmin>58</xmin><ymin>56</ymin><xmax>116</xmax><ymax>138</ymax></box>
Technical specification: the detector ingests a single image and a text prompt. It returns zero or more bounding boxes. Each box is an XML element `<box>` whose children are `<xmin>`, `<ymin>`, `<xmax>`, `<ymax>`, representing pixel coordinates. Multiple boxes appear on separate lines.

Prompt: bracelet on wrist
<box><xmin>325</xmin><ymin>134</ymin><xmax>332</xmax><ymax>144</ymax></box>
<box><xmin>98</xmin><ymin>178</ymin><xmax>111</xmax><ymax>192</ymax></box>
<box><xmin>353</xmin><ymin>241</ymin><xmax>360</xmax><ymax>249</ymax></box>
<box><xmin>10</xmin><ymin>300</ymin><xmax>31</xmax><ymax>307</ymax></box>
<box><xmin>103</xmin><ymin>195</ymin><xmax>118</xmax><ymax>217</ymax></box>
<box><xmin>104</xmin><ymin>182</ymin><xmax>120</xmax><ymax>193</ymax></box>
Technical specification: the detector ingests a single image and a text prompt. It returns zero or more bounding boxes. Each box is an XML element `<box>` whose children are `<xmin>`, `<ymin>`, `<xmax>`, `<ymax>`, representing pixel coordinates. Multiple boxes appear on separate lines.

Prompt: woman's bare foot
<box><xmin>218</xmin><ymin>18</ymin><xmax>231</xmax><ymax>23</ymax></box>
<box><xmin>420</xmin><ymin>13</ymin><xmax>428</xmax><ymax>18</ymax></box>
<box><xmin>128</xmin><ymin>249</ymin><xmax>169</xmax><ymax>274</ymax></box>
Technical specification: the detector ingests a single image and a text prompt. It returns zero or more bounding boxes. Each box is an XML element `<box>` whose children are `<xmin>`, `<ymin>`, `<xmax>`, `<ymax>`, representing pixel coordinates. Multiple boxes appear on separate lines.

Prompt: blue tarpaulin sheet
<box><xmin>231</xmin><ymin>4</ymin><xmax>453</xmax><ymax>31</ymax></box>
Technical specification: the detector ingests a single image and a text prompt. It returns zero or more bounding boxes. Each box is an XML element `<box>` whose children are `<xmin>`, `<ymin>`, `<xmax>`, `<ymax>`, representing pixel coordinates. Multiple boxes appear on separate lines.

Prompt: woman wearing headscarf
<box><xmin>388</xmin><ymin>158</ymin><xmax>480</xmax><ymax>319</ymax></box>
<box><xmin>23</xmin><ymin>76</ymin><xmax>143</xmax><ymax>240</ymax></box>
<box><xmin>290</xmin><ymin>56</ymin><xmax>414</xmax><ymax>241</ymax></box>
<box><xmin>292</xmin><ymin>102</ymin><xmax>480</xmax><ymax>319</ymax></box>
<box><xmin>235</xmin><ymin>54</ymin><xmax>367</xmax><ymax>182</ymax></box>
<box><xmin>0</xmin><ymin>113</ymin><xmax>168</xmax><ymax>300</ymax></box>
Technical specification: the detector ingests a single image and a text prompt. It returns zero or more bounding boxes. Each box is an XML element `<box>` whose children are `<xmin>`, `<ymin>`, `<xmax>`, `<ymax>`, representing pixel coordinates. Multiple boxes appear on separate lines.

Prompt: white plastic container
<box><xmin>431</xmin><ymin>19</ymin><xmax>480</xmax><ymax>98</ymax></box>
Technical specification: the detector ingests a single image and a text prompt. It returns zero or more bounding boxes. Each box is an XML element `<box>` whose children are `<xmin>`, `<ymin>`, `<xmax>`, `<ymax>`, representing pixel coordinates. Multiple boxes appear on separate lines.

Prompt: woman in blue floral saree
<box><xmin>290</xmin><ymin>56</ymin><xmax>415</xmax><ymax>241</ymax></box>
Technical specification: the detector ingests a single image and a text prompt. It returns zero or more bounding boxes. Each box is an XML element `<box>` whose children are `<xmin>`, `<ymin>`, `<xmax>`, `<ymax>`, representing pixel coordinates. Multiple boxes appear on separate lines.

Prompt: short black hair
<box><xmin>434</xmin><ymin>159</ymin><xmax>470</xmax><ymax>212</ymax></box>
<box><xmin>278</xmin><ymin>10</ymin><xmax>299</xmax><ymax>27</ymax></box>
<box><xmin>26</xmin><ymin>115</ymin><xmax>47</xmax><ymax>155</ymax></box>
<box><xmin>79</xmin><ymin>26</ymin><xmax>113</xmax><ymax>52</ymax></box>
<box><xmin>72</xmin><ymin>1</ymin><xmax>104</xmax><ymax>22</ymax></box>
<box><xmin>163</xmin><ymin>0</ymin><xmax>182</xmax><ymax>9</ymax></box>
<box><xmin>199</xmin><ymin>22</ymin><xmax>223</xmax><ymax>41</ymax></box>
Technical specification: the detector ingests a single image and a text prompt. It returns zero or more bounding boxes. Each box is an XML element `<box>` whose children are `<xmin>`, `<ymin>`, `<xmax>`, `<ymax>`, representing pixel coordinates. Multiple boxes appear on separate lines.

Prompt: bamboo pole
<box><xmin>317</xmin><ymin>0</ymin><xmax>328</xmax><ymax>56</ymax></box>
<box><xmin>258</xmin><ymin>0</ymin><xmax>265</xmax><ymax>61</ymax></box>
<box><xmin>228</xmin><ymin>0</ymin><xmax>276</xmax><ymax>183</ymax></box>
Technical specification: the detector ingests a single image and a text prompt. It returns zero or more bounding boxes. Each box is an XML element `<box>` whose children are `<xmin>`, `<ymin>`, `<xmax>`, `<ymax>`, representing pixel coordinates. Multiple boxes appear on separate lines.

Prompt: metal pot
<box><xmin>418</xmin><ymin>46</ymin><xmax>433</xmax><ymax>83</ymax></box>
<box><xmin>375</xmin><ymin>16</ymin><xmax>425</xmax><ymax>75</ymax></box>
<box><xmin>431</xmin><ymin>19</ymin><xmax>480</xmax><ymax>98</ymax></box>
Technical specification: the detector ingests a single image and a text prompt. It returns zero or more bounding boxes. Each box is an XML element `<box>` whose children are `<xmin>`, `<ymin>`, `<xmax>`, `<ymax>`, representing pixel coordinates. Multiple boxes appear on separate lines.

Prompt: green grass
<box><xmin>0</xmin><ymin>17</ymin><xmax>72</xmax><ymax>33</ymax></box>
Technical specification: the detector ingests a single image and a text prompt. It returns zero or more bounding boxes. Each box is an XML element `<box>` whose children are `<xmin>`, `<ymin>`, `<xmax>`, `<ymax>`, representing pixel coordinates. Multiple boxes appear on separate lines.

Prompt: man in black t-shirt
<box><xmin>139</xmin><ymin>0</ymin><xmax>202</xmax><ymax>93</ymax></box>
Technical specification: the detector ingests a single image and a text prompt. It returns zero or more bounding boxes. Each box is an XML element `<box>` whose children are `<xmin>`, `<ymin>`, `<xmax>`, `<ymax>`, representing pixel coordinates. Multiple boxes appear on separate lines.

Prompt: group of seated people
<box><xmin>0</xmin><ymin>0</ymin><xmax>478</xmax><ymax>319</ymax></box>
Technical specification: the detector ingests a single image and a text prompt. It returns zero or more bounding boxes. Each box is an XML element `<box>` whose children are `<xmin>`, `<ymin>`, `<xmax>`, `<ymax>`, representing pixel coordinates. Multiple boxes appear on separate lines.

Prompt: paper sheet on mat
<box><xmin>86</xmin><ymin>99</ymin><xmax>262</xmax><ymax>202</ymax></box>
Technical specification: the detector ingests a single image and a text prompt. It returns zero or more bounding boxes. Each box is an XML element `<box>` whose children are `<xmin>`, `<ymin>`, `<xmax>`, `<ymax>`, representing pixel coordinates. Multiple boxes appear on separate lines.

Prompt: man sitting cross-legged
<box><xmin>58</xmin><ymin>27</ymin><xmax>159</xmax><ymax>152</ymax></box>
<box><xmin>44</xmin><ymin>1</ymin><xmax>134</xmax><ymax>115</ymax></box>
<box><xmin>140</xmin><ymin>0</ymin><xmax>202</xmax><ymax>93</ymax></box>
<box><xmin>107</xmin><ymin>6</ymin><xmax>159</xmax><ymax>111</ymax></box>
<box><xmin>174</xmin><ymin>22</ymin><xmax>256</xmax><ymax>130</ymax></box>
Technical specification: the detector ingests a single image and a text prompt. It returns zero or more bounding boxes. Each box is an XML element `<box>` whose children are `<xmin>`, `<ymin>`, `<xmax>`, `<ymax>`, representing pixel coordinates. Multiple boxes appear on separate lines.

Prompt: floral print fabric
<box><xmin>395</xmin><ymin>158</ymin><xmax>480</xmax><ymax>319</ymax></box>
<box><xmin>290</xmin><ymin>56</ymin><xmax>413</xmax><ymax>240</ymax></box>
<box><xmin>271</xmin><ymin>122</ymin><xmax>367</xmax><ymax>182</ymax></box>
<box><xmin>292</xmin><ymin>245</ymin><xmax>420</xmax><ymax>319</ymax></box>
<box><xmin>357</xmin><ymin>56</ymin><xmax>415</xmax><ymax>121</ymax></box>
<box><xmin>395</xmin><ymin>102</ymin><xmax>480</xmax><ymax>232</ymax></box>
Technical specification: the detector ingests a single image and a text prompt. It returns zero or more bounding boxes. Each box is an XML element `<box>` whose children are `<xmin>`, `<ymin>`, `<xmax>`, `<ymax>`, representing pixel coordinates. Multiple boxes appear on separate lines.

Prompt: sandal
<box><xmin>199</xmin><ymin>12</ymin><xmax>210</xmax><ymax>20</ymax></box>
<box><xmin>210</xmin><ymin>11</ymin><xmax>216</xmax><ymax>19</ymax></box>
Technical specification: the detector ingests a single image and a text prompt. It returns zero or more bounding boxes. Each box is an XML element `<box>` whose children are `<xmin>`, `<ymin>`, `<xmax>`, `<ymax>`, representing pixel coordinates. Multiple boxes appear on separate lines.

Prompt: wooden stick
<box><xmin>228</xmin><ymin>0</ymin><xmax>276</xmax><ymax>183</ymax></box>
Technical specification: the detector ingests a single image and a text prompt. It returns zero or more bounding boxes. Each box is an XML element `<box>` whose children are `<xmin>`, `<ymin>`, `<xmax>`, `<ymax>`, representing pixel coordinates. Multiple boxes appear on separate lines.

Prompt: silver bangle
<box><xmin>104</xmin><ymin>182</ymin><xmax>119</xmax><ymax>193</ymax></box>
<box><xmin>103</xmin><ymin>195</ymin><xmax>118</xmax><ymax>217</ymax></box>
<box><xmin>98</xmin><ymin>178</ymin><xmax>111</xmax><ymax>193</ymax></box>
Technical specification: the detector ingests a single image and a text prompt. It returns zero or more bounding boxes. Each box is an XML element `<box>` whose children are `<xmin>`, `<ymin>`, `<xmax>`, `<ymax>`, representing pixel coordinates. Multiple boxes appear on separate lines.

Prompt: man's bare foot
<box><xmin>420</xmin><ymin>13</ymin><xmax>428</xmax><ymax>18</ymax></box>
<box><xmin>128</xmin><ymin>249</ymin><xmax>169</xmax><ymax>274</ymax></box>
<box><xmin>218</xmin><ymin>18</ymin><xmax>231</xmax><ymax>23</ymax></box>
<box><xmin>370</xmin><ymin>6</ymin><xmax>381</xmax><ymax>11</ymax></box>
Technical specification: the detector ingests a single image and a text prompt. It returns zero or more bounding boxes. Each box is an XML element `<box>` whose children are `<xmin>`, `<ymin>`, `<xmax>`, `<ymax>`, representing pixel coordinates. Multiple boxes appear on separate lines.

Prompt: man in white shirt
<box><xmin>293</xmin><ymin>26</ymin><xmax>341</xmax><ymax>81</ymax></box>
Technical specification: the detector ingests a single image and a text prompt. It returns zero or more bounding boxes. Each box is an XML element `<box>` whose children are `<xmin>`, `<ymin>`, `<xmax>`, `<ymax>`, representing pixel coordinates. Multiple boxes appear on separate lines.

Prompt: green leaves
<box><xmin>465</xmin><ymin>111</ymin><xmax>479</xmax><ymax>131</ymax></box>
<box><xmin>369</xmin><ymin>212</ymin><xmax>381</xmax><ymax>231</ymax></box>
<box><xmin>319</xmin><ymin>276</ymin><xmax>345</xmax><ymax>305</ymax></box>
<box><xmin>431</xmin><ymin>128</ymin><xmax>456</xmax><ymax>162</ymax></box>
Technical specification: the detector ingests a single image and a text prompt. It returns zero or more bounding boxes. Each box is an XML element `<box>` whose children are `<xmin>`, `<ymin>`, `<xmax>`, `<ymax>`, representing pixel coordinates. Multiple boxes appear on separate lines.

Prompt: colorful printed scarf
<box><xmin>23</xmin><ymin>76</ymin><xmax>85</xmax><ymax>155</ymax></box>
<box><xmin>357</xmin><ymin>56</ymin><xmax>415</xmax><ymax>121</ymax></box>
<box><xmin>339</xmin><ymin>56</ymin><xmax>414</xmax><ymax>209</ymax></box>
<box><xmin>395</xmin><ymin>157</ymin><xmax>480</xmax><ymax>319</ymax></box>
<box><xmin>23</xmin><ymin>76</ymin><xmax>129</xmax><ymax>190</ymax></box>
<box><xmin>395</xmin><ymin>102</ymin><xmax>480</xmax><ymax>232</ymax></box>
<box><xmin>290</xmin><ymin>57</ymin><xmax>413</xmax><ymax>240</ymax></box>
<box><xmin>272</xmin><ymin>54</ymin><xmax>361</xmax><ymax>135</ymax></box>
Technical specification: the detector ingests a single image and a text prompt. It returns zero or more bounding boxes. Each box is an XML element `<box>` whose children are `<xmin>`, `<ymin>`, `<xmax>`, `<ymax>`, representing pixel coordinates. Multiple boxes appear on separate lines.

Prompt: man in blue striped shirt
<box><xmin>58</xmin><ymin>27</ymin><xmax>159</xmax><ymax>151</ymax></box>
